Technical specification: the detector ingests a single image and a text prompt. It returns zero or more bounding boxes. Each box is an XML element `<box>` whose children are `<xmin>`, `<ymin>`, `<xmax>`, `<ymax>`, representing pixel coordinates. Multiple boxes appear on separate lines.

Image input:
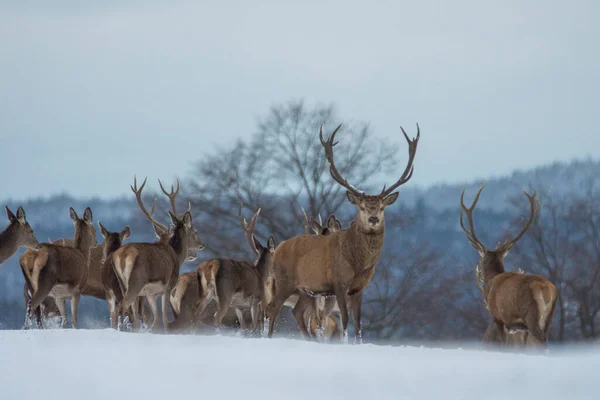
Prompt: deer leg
<box><xmin>106</xmin><ymin>291</ymin><xmax>118</xmax><ymax>329</ymax></box>
<box><xmin>525</xmin><ymin>310</ymin><xmax>547</xmax><ymax>348</ymax></box>
<box><xmin>350</xmin><ymin>291</ymin><xmax>363</xmax><ymax>344</ymax></box>
<box><xmin>118</xmin><ymin>280</ymin><xmax>144</xmax><ymax>330</ymax></box>
<box><xmin>292</xmin><ymin>294</ymin><xmax>311</xmax><ymax>339</ymax></box>
<box><xmin>29</xmin><ymin>273</ymin><xmax>54</xmax><ymax>322</ymax></box>
<box><xmin>146</xmin><ymin>295</ymin><xmax>159</xmax><ymax>330</ymax></box>
<box><xmin>266</xmin><ymin>285</ymin><xmax>294</xmax><ymax>338</ymax></box>
<box><xmin>250</xmin><ymin>301</ymin><xmax>261</xmax><ymax>333</ymax></box>
<box><xmin>70</xmin><ymin>293</ymin><xmax>80</xmax><ymax>329</ymax></box>
<box><xmin>214</xmin><ymin>291</ymin><xmax>233</xmax><ymax>329</ymax></box>
<box><xmin>161</xmin><ymin>290</ymin><xmax>171</xmax><ymax>331</ymax></box>
<box><xmin>334</xmin><ymin>286</ymin><xmax>350</xmax><ymax>344</ymax></box>
<box><xmin>235</xmin><ymin>309</ymin><xmax>247</xmax><ymax>333</ymax></box>
<box><xmin>55</xmin><ymin>298</ymin><xmax>67</xmax><ymax>328</ymax></box>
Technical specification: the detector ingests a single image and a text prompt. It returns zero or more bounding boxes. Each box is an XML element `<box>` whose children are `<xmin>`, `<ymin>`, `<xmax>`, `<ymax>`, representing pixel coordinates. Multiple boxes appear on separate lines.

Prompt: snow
<box><xmin>0</xmin><ymin>329</ymin><xmax>597</xmax><ymax>400</ymax></box>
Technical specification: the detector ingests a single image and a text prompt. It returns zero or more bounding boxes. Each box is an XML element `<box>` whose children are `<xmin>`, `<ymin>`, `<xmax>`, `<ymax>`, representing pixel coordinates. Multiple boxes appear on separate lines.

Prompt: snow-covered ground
<box><xmin>0</xmin><ymin>329</ymin><xmax>597</xmax><ymax>400</ymax></box>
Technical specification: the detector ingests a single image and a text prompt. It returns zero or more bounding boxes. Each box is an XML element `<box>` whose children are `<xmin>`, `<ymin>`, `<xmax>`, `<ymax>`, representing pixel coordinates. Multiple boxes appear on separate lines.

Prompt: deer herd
<box><xmin>0</xmin><ymin>124</ymin><xmax>558</xmax><ymax>351</ymax></box>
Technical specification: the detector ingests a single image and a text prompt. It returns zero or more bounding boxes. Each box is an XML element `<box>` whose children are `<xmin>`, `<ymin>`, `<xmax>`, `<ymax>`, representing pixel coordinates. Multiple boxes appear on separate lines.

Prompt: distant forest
<box><xmin>1</xmin><ymin>101</ymin><xmax>599</xmax><ymax>343</ymax></box>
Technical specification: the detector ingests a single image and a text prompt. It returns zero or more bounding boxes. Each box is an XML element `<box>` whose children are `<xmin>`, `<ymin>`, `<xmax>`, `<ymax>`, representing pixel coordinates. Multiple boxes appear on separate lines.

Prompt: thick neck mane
<box><xmin>482</xmin><ymin>256</ymin><xmax>506</xmax><ymax>295</ymax></box>
<box><xmin>343</xmin><ymin>221</ymin><xmax>385</xmax><ymax>270</ymax></box>
<box><xmin>169</xmin><ymin>225</ymin><xmax>188</xmax><ymax>268</ymax></box>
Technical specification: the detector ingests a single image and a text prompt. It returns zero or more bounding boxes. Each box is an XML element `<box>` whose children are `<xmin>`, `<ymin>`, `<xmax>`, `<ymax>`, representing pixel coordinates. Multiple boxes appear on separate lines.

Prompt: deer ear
<box><xmin>267</xmin><ymin>235</ymin><xmax>276</xmax><ymax>253</ymax></box>
<box><xmin>383</xmin><ymin>192</ymin><xmax>399</xmax><ymax>207</ymax></box>
<box><xmin>309</xmin><ymin>217</ymin><xmax>322</xmax><ymax>234</ymax></box>
<box><xmin>16</xmin><ymin>206</ymin><xmax>27</xmax><ymax>224</ymax></box>
<box><xmin>326</xmin><ymin>215</ymin><xmax>339</xmax><ymax>231</ymax></box>
<box><xmin>69</xmin><ymin>207</ymin><xmax>79</xmax><ymax>223</ymax></box>
<box><xmin>98</xmin><ymin>221</ymin><xmax>109</xmax><ymax>239</ymax></box>
<box><xmin>346</xmin><ymin>191</ymin><xmax>361</xmax><ymax>205</ymax></box>
<box><xmin>182</xmin><ymin>211</ymin><xmax>193</xmax><ymax>229</ymax></box>
<box><xmin>83</xmin><ymin>207</ymin><xmax>93</xmax><ymax>224</ymax></box>
<box><xmin>252</xmin><ymin>234</ymin><xmax>264</xmax><ymax>254</ymax></box>
<box><xmin>120</xmin><ymin>226</ymin><xmax>131</xmax><ymax>241</ymax></box>
<box><xmin>5</xmin><ymin>206</ymin><xmax>17</xmax><ymax>223</ymax></box>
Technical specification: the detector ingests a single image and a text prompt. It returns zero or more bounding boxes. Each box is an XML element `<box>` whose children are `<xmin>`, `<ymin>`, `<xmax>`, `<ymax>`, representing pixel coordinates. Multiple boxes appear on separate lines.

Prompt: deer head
<box><xmin>320</xmin><ymin>124</ymin><xmax>420</xmax><ymax>234</ymax></box>
<box><xmin>301</xmin><ymin>206</ymin><xmax>342</xmax><ymax>235</ymax></box>
<box><xmin>69</xmin><ymin>207</ymin><xmax>97</xmax><ymax>249</ymax></box>
<box><xmin>460</xmin><ymin>184</ymin><xmax>538</xmax><ymax>287</ymax></box>
<box><xmin>131</xmin><ymin>176</ymin><xmax>204</xmax><ymax>257</ymax></box>
<box><xmin>4</xmin><ymin>206</ymin><xmax>39</xmax><ymax>250</ymax></box>
<box><xmin>98</xmin><ymin>221</ymin><xmax>131</xmax><ymax>264</ymax></box>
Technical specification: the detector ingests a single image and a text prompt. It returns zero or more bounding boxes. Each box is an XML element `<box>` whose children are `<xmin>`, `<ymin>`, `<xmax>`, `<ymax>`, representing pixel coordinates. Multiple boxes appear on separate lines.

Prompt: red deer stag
<box><xmin>265</xmin><ymin>123</ymin><xmax>420</xmax><ymax>342</ymax></box>
<box><xmin>24</xmin><ymin>207</ymin><xmax>97</xmax><ymax>328</ymax></box>
<box><xmin>191</xmin><ymin>206</ymin><xmax>275</xmax><ymax>333</ymax></box>
<box><xmin>112</xmin><ymin>177</ymin><xmax>203</xmax><ymax>330</ymax></box>
<box><xmin>460</xmin><ymin>185</ymin><xmax>558</xmax><ymax>348</ymax></box>
<box><xmin>1</xmin><ymin>206</ymin><xmax>39</xmax><ymax>264</ymax></box>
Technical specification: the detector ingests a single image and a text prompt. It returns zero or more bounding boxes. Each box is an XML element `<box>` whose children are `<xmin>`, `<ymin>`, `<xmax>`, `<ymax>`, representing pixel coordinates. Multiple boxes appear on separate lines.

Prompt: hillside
<box><xmin>0</xmin><ymin>329</ymin><xmax>597</xmax><ymax>400</ymax></box>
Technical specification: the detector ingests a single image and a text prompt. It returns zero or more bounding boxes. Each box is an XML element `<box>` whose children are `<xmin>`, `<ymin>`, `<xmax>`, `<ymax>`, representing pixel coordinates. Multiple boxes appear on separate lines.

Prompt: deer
<box><xmin>0</xmin><ymin>206</ymin><xmax>39</xmax><ymax>265</ymax></box>
<box><xmin>192</xmin><ymin>206</ymin><xmax>275</xmax><ymax>334</ymax></box>
<box><xmin>476</xmin><ymin>264</ymin><xmax>531</xmax><ymax>347</ymax></box>
<box><xmin>281</xmin><ymin>208</ymin><xmax>342</xmax><ymax>341</ymax></box>
<box><xmin>265</xmin><ymin>123</ymin><xmax>420</xmax><ymax>343</ymax></box>
<box><xmin>112</xmin><ymin>177</ymin><xmax>203</xmax><ymax>330</ymax></box>
<box><xmin>23</xmin><ymin>207</ymin><xmax>97</xmax><ymax>328</ymax></box>
<box><xmin>98</xmin><ymin>222</ymin><xmax>132</xmax><ymax>329</ymax></box>
<box><xmin>460</xmin><ymin>185</ymin><xmax>558</xmax><ymax>348</ymax></box>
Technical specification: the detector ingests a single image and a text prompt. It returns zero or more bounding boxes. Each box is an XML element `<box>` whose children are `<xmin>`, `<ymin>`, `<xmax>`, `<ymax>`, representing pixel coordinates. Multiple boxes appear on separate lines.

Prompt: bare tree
<box><xmin>187</xmin><ymin>100</ymin><xmax>399</xmax><ymax>257</ymax></box>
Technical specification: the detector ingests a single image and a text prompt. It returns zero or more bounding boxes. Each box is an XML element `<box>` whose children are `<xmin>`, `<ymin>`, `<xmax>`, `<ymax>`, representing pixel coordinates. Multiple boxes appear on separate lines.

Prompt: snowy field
<box><xmin>0</xmin><ymin>330</ymin><xmax>598</xmax><ymax>400</ymax></box>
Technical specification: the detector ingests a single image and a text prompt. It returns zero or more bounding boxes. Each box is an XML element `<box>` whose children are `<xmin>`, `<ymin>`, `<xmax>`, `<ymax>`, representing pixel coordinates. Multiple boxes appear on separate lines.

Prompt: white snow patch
<box><xmin>0</xmin><ymin>329</ymin><xmax>597</xmax><ymax>400</ymax></box>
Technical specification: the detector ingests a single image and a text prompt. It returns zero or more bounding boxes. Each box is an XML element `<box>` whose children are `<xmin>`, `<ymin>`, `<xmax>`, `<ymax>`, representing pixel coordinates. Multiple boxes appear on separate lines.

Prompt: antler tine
<box><xmin>238</xmin><ymin>203</ymin><xmax>260</xmax><ymax>255</ymax></box>
<box><xmin>459</xmin><ymin>184</ymin><xmax>487</xmax><ymax>253</ymax></box>
<box><xmin>318</xmin><ymin>214</ymin><xmax>323</xmax><ymax>227</ymax></box>
<box><xmin>158</xmin><ymin>179</ymin><xmax>181</xmax><ymax>216</ymax></box>
<box><xmin>380</xmin><ymin>123</ymin><xmax>420</xmax><ymax>197</ymax></box>
<box><xmin>130</xmin><ymin>176</ymin><xmax>169</xmax><ymax>233</ymax></box>
<box><xmin>498</xmin><ymin>189</ymin><xmax>539</xmax><ymax>253</ymax></box>
<box><xmin>301</xmin><ymin>206</ymin><xmax>310</xmax><ymax>235</ymax></box>
<box><xmin>320</xmin><ymin>124</ymin><xmax>363</xmax><ymax>196</ymax></box>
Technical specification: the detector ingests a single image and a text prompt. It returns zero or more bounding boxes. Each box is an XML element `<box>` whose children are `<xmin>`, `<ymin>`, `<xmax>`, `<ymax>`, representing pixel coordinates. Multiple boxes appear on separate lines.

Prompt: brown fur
<box><xmin>113</xmin><ymin>211</ymin><xmax>203</xmax><ymax>330</ymax></box>
<box><xmin>0</xmin><ymin>206</ymin><xmax>38</xmax><ymax>265</ymax></box>
<box><xmin>195</xmin><ymin>235</ymin><xmax>275</xmax><ymax>332</ymax></box>
<box><xmin>461</xmin><ymin>186</ymin><xmax>558</xmax><ymax>349</ymax></box>
<box><xmin>25</xmin><ymin>207</ymin><xmax>97</xmax><ymax>328</ymax></box>
<box><xmin>266</xmin><ymin>124</ymin><xmax>419</xmax><ymax>342</ymax></box>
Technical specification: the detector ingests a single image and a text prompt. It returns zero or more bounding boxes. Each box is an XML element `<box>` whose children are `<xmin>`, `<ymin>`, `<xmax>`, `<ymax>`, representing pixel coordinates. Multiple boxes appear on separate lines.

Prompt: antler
<box><xmin>320</xmin><ymin>124</ymin><xmax>363</xmax><ymax>196</ymax></box>
<box><xmin>497</xmin><ymin>190</ymin><xmax>538</xmax><ymax>254</ymax></box>
<box><xmin>239</xmin><ymin>203</ymin><xmax>261</xmax><ymax>255</ymax></box>
<box><xmin>459</xmin><ymin>184</ymin><xmax>487</xmax><ymax>253</ymax></box>
<box><xmin>131</xmin><ymin>176</ymin><xmax>169</xmax><ymax>234</ymax></box>
<box><xmin>380</xmin><ymin>124</ymin><xmax>421</xmax><ymax>197</ymax></box>
<box><xmin>301</xmin><ymin>206</ymin><xmax>310</xmax><ymax>235</ymax></box>
<box><xmin>158</xmin><ymin>179</ymin><xmax>182</xmax><ymax>216</ymax></box>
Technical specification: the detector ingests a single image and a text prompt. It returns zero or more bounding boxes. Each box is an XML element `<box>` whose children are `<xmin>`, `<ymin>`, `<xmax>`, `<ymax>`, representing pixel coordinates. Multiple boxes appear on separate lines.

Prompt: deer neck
<box><xmin>169</xmin><ymin>229</ymin><xmax>189</xmax><ymax>270</ymax></box>
<box><xmin>481</xmin><ymin>258</ymin><xmax>505</xmax><ymax>295</ymax></box>
<box><xmin>344</xmin><ymin>221</ymin><xmax>385</xmax><ymax>269</ymax></box>
<box><xmin>73</xmin><ymin>227</ymin><xmax>95</xmax><ymax>264</ymax></box>
<box><xmin>0</xmin><ymin>225</ymin><xmax>19</xmax><ymax>263</ymax></box>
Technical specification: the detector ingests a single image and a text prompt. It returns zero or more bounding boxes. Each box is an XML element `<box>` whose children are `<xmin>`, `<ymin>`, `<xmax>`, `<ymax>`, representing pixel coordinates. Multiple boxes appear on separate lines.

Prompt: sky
<box><xmin>1</xmin><ymin>0</ymin><xmax>598</xmax><ymax>199</ymax></box>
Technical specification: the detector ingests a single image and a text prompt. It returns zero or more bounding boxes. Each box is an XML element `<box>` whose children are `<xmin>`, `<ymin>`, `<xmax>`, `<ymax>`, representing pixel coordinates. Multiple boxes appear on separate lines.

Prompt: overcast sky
<box><xmin>1</xmin><ymin>1</ymin><xmax>598</xmax><ymax>199</ymax></box>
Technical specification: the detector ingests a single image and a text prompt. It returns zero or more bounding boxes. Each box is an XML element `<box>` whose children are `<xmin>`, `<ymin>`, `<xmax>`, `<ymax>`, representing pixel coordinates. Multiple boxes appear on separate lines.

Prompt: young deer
<box><xmin>460</xmin><ymin>185</ymin><xmax>558</xmax><ymax>348</ymax></box>
<box><xmin>193</xmin><ymin>206</ymin><xmax>275</xmax><ymax>333</ymax></box>
<box><xmin>112</xmin><ymin>177</ymin><xmax>203</xmax><ymax>330</ymax></box>
<box><xmin>98</xmin><ymin>222</ymin><xmax>131</xmax><ymax>329</ymax></box>
<box><xmin>0</xmin><ymin>206</ymin><xmax>39</xmax><ymax>265</ymax></box>
<box><xmin>266</xmin><ymin>124</ymin><xmax>420</xmax><ymax>342</ymax></box>
<box><xmin>24</xmin><ymin>207</ymin><xmax>97</xmax><ymax>328</ymax></box>
<box><xmin>283</xmin><ymin>209</ymin><xmax>342</xmax><ymax>340</ymax></box>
